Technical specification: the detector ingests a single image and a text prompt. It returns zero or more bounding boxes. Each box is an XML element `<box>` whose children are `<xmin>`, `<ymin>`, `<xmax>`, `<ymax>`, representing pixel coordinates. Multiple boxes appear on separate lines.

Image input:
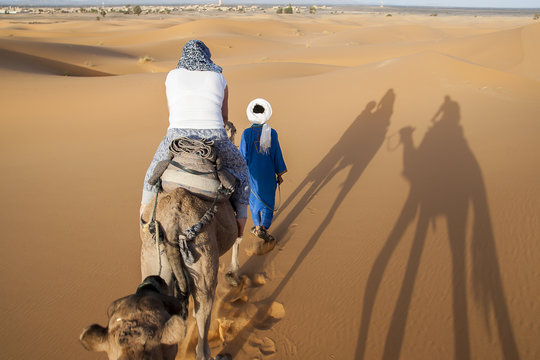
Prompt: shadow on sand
<box><xmin>354</xmin><ymin>96</ymin><xmax>520</xmax><ymax>360</ymax></box>
<box><xmin>274</xmin><ymin>88</ymin><xmax>396</xmax><ymax>243</ymax></box>
<box><xmin>221</xmin><ymin>89</ymin><xmax>396</xmax><ymax>357</ymax></box>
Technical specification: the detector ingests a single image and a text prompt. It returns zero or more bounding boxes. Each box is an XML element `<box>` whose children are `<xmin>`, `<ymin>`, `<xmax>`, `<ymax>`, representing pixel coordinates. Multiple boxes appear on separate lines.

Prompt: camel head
<box><xmin>399</xmin><ymin>126</ymin><xmax>415</xmax><ymax>140</ymax></box>
<box><xmin>80</xmin><ymin>276</ymin><xmax>186</xmax><ymax>360</ymax></box>
<box><xmin>224</xmin><ymin>120</ymin><xmax>237</xmax><ymax>143</ymax></box>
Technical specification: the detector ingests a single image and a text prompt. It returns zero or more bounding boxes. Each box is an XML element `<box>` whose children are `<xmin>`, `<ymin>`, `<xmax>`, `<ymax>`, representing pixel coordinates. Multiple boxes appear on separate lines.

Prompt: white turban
<box><xmin>246</xmin><ymin>98</ymin><xmax>273</xmax><ymax>154</ymax></box>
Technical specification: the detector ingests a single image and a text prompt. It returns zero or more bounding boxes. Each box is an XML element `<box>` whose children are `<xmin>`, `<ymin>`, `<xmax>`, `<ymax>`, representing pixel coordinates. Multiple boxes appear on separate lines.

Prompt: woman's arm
<box><xmin>222</xmin><ymin>85</ymin><xmax>229</xmax><ymax>125</ymax></box>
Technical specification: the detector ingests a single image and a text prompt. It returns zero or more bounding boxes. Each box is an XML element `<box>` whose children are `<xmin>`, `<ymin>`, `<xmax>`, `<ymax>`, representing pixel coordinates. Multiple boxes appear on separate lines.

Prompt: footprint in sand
<box><xmin>249</xmin><ymin>336</ymin><xmax>277</xmax><ymax>355</ymax></box>
<box><xmin>213</xmin><ymin>274</ymin><xmax>286</xmax><ymax>355</ymax></box>
<box><xmin>267</xmin><ymin>302</ymin><xmax>285</xmax><ymax>320</ymax></box>
<box><xmin>255</xmin><ymin>302</ymin><xmax>285</xmax><ymax>330</ymax></box>
<box><xmin>252</xmin><ymin>273</ymin><xmax>267</xmax><ymax>286</ymax></box>
<box><xmin>245</xmin><ymin>238</ymin><xmax>276</xmax><ymax>256</ymax></box>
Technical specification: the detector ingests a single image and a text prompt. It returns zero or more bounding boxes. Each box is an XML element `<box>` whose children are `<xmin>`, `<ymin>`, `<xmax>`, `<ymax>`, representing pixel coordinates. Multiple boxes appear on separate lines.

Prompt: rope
<box><xmin>169</xmin><ymin>137</ymin><xmax>216</xmax><ymax>161</ymax></box>
<box><xmin>167</xmin><ymin>159</ymin><xmax>216</xmax><ymax>176</ymax></box>
<box><xmin>250</xmin><ymin>183</ymin><xmax>281</xmax><ymax>213</ymax></box>
<box><xmin>151</xmin><ymin>178</ymin><xmax>160</xmax><ymax>221</ymax></box>
<box><xmin>154</xmin><ymin>220</ymin><xmax>162</xmax><ymax>276</ymax></box>
<box><xmin>149</xmin><ymin>179</ymin><xmax>162</xmax><ymax>276</ymax></box>
<box><xmin>386</xmin><ymin>131</ymin><xmax>402</xmax><ymax>152</ymax></box>
<box><xmin>386</xmin><ymin>126</ymin><xmax>424</xmax><ymax>152</ymax></box>
<box><xmin>178</xmin><ymin>186</ymin><xmax>231</xmax><ymax>265</ymax></box>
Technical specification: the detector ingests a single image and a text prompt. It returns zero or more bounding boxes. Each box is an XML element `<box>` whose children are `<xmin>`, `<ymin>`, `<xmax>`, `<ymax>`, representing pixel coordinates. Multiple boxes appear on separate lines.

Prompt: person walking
<box><xmin>240</xmin><ymin>98</ymin><xmax>287</xmax><ymax>242</ymax></box>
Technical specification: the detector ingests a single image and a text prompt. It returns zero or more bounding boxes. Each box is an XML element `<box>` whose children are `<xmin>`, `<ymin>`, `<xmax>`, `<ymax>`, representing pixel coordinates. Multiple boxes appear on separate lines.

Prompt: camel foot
<box><xmin>225</xmin><ymin>271</ymin><xmax>241</xmax><ymax>287</ymax></box>
<box><xmin>215</xmin><ymin>353</ymin><xmax>232</xmax><ymax>360</ymax></box>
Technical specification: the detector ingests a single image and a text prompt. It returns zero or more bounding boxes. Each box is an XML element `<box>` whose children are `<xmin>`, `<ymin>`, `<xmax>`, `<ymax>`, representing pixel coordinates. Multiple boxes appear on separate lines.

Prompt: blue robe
<box><xmin>240</xmin><ymin>125</ymin><xmax>287</xmax><ymax>228</ymax></box>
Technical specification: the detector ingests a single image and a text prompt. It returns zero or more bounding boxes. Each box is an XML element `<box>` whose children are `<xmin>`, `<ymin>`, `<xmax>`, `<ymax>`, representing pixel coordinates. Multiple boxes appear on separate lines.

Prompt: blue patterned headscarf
<box><xmin>176</xmin><ymin>40</ymin><xmax>222</xmax><ymax>73</ymax></box>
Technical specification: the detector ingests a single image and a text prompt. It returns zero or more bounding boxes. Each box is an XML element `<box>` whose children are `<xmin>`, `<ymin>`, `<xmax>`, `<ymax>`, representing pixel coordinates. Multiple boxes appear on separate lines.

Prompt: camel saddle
<box><xmin>148</xmin><ymin>137</ymin><xmax>236</xmax><ymax>202</ymax></box>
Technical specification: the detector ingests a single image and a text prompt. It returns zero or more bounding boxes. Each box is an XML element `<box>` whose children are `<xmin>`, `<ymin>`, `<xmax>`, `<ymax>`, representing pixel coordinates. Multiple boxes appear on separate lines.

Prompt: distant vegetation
<box><xmin>534</xmin><ymin>13</ymin><xmax>539</xmax><ymax>20</ymax></box>
<box><xmin>1</xmin><ymin>4</ymin><xmax>332</xmax><ymax>16</ymax></box>
<box><xmin>284</xmin><ymin>4</ymin><xmax>293</xmax><ymax>14</ymax></box>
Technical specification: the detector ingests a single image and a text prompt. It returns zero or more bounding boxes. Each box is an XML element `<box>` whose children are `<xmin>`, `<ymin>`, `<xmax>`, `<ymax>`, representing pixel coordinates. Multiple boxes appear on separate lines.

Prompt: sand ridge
<box><xmin>1</xmin><ymin>10</ymin><xmax>539</xmax><ymax>360</ymax></box>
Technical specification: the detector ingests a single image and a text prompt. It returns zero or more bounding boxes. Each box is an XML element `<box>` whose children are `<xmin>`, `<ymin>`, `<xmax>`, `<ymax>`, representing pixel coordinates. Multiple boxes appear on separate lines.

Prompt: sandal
<box><xmin>250</xmin><ymin>226</ymin><xmax>275</xmax><ymax>242</ymax></box>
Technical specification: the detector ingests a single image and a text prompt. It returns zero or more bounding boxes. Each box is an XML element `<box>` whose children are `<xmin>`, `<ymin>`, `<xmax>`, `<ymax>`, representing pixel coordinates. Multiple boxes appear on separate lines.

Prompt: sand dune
<box><xmin>1</xmin><ymin>10</ymin><xmax>539</xmax><ymax>360</ymax></box>
<box><xmin>0</xmin><ymin>47</ymin><xmax>113</xmax><ymax>76</ymax></box>
<box><xmin>436</xmin><ymin>23</ymin><xmax>540</xmax><ymax>80</ymax></box>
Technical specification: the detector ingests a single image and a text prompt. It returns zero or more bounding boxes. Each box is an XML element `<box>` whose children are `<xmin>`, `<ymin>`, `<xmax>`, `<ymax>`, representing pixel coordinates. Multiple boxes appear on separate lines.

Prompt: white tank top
<box><xmin>165</xmin><ymin>68</ymin><xmax>227</xmax><ymax>129</ymax></box>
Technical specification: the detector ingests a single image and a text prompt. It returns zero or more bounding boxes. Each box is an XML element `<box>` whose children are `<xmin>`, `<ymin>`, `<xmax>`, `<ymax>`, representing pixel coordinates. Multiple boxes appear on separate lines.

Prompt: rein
<box><xmin>178</xmin><ymin>184</ymin><xmax>231</xmax><ymax>265</ymax></box>
<box><xmin>250</xmin><ymin>183</ymin><xmax>281</xmax><ymax>213</ymax></box>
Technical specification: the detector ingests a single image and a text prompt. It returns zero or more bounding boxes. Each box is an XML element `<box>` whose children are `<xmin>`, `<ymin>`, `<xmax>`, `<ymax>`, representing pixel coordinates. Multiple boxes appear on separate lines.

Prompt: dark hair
<box><xmin>253</xmin><ymin>104</ymin><xmax>265</xmax><ymax>114</ymax></box>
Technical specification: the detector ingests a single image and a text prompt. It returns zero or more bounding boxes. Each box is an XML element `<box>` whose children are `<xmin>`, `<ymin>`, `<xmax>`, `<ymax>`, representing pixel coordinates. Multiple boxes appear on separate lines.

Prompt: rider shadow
<box><xmin>273</xmin><ymin>88</ymin><xmax>396</xmax><ymax>243</ymax></box>
<box><xmin>221</xmin><ymin>89</ymin><xmax>396</xmax><ymax>357</ymax></box>
<box><xmin>355</xmin><ymin>96</ymin><xmax>520</xmax><ymax>360</ymax></box>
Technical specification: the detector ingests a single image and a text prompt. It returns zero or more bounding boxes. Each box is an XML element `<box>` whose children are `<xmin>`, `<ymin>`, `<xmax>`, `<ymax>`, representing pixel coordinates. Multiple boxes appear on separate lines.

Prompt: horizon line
<box><xmin>2</xmin><ymin>2</ymin><xmax>540</xmax><ymax>9</ymax></box>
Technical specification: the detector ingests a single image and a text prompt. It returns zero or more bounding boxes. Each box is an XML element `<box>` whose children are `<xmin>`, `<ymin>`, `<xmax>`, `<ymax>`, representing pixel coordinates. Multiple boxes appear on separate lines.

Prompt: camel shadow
<box><xmin>220</xmin><ymin>89</ymin><xmax>396</xmax><ymax>357</ymax></box>
<box><xmin>355</xmin><ymin>96</ymin><xmax>520</xmax><ymax>360</ymax></box>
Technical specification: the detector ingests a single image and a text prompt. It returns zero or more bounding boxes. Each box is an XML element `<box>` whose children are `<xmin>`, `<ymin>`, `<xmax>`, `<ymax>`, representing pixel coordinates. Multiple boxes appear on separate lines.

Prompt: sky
<box><xmin>377</xmin><ymin>0</ymin><xmax>540</xmax><ymax>8</ymax></box>
<box><xmin>3</xmin><ymin>0</ymin><xmax>540</xmax><ymax>8</ymax></box>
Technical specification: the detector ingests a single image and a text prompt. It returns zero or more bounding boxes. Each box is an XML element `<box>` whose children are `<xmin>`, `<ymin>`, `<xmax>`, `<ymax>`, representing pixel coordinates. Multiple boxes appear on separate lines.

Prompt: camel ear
<box><xmin>80</xmin><ymin>324</ymin><xmax>108</xmax><ymax>352</ymax></box>
<box><xmin>161</xmin><ymin>315</ymin><xmax>186</xmax><ymax>345</ymax></box>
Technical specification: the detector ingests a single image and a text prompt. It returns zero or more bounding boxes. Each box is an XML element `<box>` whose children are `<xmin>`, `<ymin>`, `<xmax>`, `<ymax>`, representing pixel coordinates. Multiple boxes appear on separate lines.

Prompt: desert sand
<box><xmin>1</xmin><ymin>8</ymin><xmax>539</xmax><ymax>360</ymax></box>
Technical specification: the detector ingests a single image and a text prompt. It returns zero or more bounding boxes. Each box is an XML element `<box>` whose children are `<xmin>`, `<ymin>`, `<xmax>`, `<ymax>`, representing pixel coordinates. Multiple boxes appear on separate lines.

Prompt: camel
<box><xmin>224</xmin><ymin>120</ymin><xmax>237</xmax><ymax>144</ymax></box>
<box><xmin>82</xmin><ymin>187</ymin><xmax>241</xmax><ymax>360</ymax></box>
<box><xmin>80</xmin><ymin>275</ymin><xmax>187</xmax><ymax>360</ymax></box>
<box><xmin>140</xmin><ymin>187</ymin><xmax>242</xmax><ymax>360</ymax></box>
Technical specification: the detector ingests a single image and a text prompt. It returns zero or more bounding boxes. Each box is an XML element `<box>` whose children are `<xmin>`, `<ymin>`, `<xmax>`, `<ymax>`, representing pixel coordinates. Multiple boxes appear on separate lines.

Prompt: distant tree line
<box><xmin>276</xmin><ymin>4</ymin><xmax>316</xmax><ymax>15</ymax></box>
<box><xmin>276</xmin><ymin>4</ymin><xmax>293</xmax><ymax>14</ymax></box>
